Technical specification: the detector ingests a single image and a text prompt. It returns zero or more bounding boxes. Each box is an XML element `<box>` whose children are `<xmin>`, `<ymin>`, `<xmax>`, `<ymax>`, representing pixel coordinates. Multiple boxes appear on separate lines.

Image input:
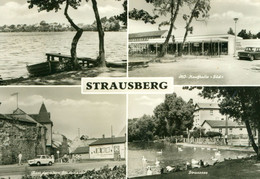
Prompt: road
<box><xmin>129</xmin><ymin>56</ymin><xmax>260</xmax><ymax>85</ymax></box>
<box><xmin>0</xmin><ymin>160</ymin><xmax>125</xmax><ymax>178</ymax></box>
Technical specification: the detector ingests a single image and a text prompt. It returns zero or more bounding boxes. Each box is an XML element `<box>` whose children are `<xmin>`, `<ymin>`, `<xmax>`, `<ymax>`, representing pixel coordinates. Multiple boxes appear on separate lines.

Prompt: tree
<box><xmin>128</xmin><ymin>115</ymin><xmax>157</xmax><ymax>142</ymax></box>
<box><xmin>129</xmin><ymin>0</ymin><xmax>182</xmax><ymax>57</ymax></box>
<box><xmin>153</xmin><ymin>93</ymin><xmax>195</xmax><ymax>136</ymax></box>
<box><xmin>227</xmin><ymin>27</ymin><xmax>235</xmax><ymax>35</ymax></box>
<box><xmin>179</xmin><ymin>0</ymin><xmax>210</xmax><ymax>56</ymax></box>
<box><xmin>238</xmin><ymin>29</ymin><xmax>250</xmax><ymax>39</ymax></box>
<box><xmin>90</xmin><ymin>0</ymin><xmax>106</xmax><ymax>67</ymax></box>
<box><xmin>28</xmin><ymin>0</ymin><xmax>83</xmax><ymax>70</ymax></box>
<box><xmin>198</xmin><ymin>87</ymin><xmax>260</xmax><ymax>159</ymax></box>
<box><xmin>115</xmin><ymin>0</ymin><xmax>127</xmax><ymax>26</ymax></box>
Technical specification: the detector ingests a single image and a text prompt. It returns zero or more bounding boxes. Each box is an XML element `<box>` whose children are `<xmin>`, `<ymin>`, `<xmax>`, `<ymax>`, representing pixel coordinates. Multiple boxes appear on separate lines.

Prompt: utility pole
<box><xmin>233</xmin><ymin>18</ymin><xmax>239</xmax><ymax>57</ymax></box>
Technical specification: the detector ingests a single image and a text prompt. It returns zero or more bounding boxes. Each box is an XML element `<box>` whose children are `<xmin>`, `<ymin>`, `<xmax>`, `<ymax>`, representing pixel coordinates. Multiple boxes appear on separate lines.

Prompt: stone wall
<box><xmin>0</xmin><ymin>118</ymin><xmax>46</xmax><ymax>165</ymax></box>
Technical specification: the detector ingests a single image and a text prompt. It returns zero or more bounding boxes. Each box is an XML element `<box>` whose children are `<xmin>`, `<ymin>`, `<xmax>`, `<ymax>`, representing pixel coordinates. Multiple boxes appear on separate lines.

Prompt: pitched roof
<box><xmin>30</xmin><ymin>103</ymin><xmax>52</xmax><ymax>124</ymax></box>
<box><xmin>129</xmin><ymin>30</ymin><xmax>168</xmax><ymax>39</ymax></box>
<box><xmin>89</xmin><ymin>137</ymin><xmax>126</xmax><ymax>146</ymax></box>
<box><xmin>195</xmin><ymin>103</ymin><xmax>220</xmax><ymax>110</ymax></box>
<box><xmin>13</xmin><ymin>108</ymin><xmax>27</xmax><ymax>115</ymax></box>
<box><xmin>72</xmin><ymin>146</ymin><xmax>89</xmax><ymax>154</ymax></box>
<box><xmin>202</xmin><ymin>120</ymin><xmax>245</xmax><ymax>128</ymax></box>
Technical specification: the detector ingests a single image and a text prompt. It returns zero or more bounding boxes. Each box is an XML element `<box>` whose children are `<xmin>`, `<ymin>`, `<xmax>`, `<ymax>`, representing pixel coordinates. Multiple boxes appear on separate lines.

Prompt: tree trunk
<box><xmin>258</xmin><ymin>123</ymin><xmax>260</xmax><ymax>160</ymax></box>
<box><xmin>158</xmin><ymin>0</ymin><xmax>181</xmax><ymax>58</ymax></box>
<box><xmin>91</xmin><ymin>0</ymin><xmax>106</xmax><ymax>67</ymax></box>
<box><xmin>244</xmin><ymin>119</ymin><xmax>258</xmax><ymax>154</ymax></box>
<box><xmin>64</xmin><ymin>0</ymin><xmax>82</xmax><ymax>70</ymax></box>
<box><xmin>179</xmin><ymin>0</ymin><xmax>200</xmax><ymax>56</ymax></box>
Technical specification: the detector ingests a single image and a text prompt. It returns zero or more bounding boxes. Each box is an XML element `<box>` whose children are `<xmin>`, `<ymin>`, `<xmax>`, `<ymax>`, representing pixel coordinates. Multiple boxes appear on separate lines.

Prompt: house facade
<box><xmin>89</xmin><ymin>136</ymin><xmax>126</xmax><ymax>160</ymax></box>
<box><xmin>202</xmin><ymin>120</ymin><xmax>247</xmax><ymax>136</ymax></box>
<box><xmin>193</xmin><ymin>103</ymin><xmax>227</xmax><ymax>129</ymax></box>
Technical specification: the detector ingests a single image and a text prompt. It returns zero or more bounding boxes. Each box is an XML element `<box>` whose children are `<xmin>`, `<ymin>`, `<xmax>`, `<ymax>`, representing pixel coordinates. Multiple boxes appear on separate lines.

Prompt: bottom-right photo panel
<box><xmin>128</xmin><ymin>86</ymin><xmax>258</xmax><ymax>179</ymax></box>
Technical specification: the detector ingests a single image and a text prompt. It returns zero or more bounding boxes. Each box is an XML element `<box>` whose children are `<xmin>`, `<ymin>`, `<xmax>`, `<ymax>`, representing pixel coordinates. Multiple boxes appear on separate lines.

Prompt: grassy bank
<box><xmin>132</xmin><ymin>157</ymin><xmax>260</xmax><ymax>179</ymax></box>
<box><xmin>2</xmin><ymin>67</ymin><xmax>126</xmax><ymax>85</ymax></box>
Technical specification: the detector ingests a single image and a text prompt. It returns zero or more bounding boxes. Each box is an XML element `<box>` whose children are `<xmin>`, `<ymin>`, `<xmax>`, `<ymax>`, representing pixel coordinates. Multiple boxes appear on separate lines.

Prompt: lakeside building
<box><xmin>129</xmin><ymin>30</ymin><xmax>260</xmax><ymax>56</ymax></box>
<box><xmin>89</xmin><ymin>136</ymin><xmax>126</xmax><ymax>160</ymax></box>
<box><xmin>201</xmin><ymin>120</ymin><xmax>247</xmax><ymax>136</ymax></box>
<box><xmin>193</xmin><ymin>103</ymin><xmax>227</xmax><ymax>129</ymax></box>
<box><xmin>192</xmin><ymin>103</ymin><xmax>250</xmax><ymax>137</ymax></box>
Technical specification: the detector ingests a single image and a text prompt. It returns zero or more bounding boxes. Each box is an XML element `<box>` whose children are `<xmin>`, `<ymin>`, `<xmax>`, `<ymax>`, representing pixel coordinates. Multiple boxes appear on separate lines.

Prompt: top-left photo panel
<box><xmin>0</xmin><ymin>0</ymin><xmax>127</xmax><ymax>86</ymax></box>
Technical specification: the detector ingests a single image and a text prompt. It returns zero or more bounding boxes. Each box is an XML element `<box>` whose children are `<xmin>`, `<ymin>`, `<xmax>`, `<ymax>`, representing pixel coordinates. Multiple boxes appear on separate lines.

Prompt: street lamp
<box><xmin>233</xmin><ymin>18</ymin><xmax>239</xmax><ymax>57</ymax></box>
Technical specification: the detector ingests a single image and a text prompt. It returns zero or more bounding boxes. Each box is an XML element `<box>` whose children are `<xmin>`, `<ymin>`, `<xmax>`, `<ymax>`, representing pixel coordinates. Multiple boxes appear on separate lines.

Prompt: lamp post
<box><xmin>233</xmin><ymin>18</ymin><xmax>239</xmax><ymax>57</ymax></box>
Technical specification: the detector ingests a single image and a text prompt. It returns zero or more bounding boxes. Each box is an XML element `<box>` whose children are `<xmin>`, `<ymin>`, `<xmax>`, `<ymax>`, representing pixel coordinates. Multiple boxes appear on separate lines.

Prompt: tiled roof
<box><xmin>202</xmin><ymin>120</ymin><xmax>245</xmax><ymax>128</ymax></box>
<box><xmin>129</xmin><ymin>30</ymin><xmax>168</xmax><ymax>39</ymax></box>
<box><xmin>195</xmin><ymin>103</ymin><xmax>220</xmax><ymax>109</ymax></box>
<box><xmin>72</xmin><ymin>146</ymin><xmax>89</xmax><ymax>154</ymax></box>
<box><xmin>89</xmin><ymin>137</ymin><xmax>126</xmax><ymax>146</ymax></box>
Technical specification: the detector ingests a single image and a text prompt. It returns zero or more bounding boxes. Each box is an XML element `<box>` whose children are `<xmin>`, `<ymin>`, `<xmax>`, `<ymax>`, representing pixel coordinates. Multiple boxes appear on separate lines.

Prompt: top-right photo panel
<box><xmin>128</xmin><ymin>0</ymin><xmax>260</xmax><ymax>85</ymax></box>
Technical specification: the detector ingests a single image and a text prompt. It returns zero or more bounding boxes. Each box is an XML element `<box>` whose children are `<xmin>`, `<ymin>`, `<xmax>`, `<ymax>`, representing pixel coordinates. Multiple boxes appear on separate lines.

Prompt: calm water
<box><xmin>0</xmin><ymin>31</ymin><xmax>127</xmax><ymax>79</ymax></box>
<box><xmin>128</xmin><ymin>142</ymin><xmax>254</xmax><ymax>178</ymax></box>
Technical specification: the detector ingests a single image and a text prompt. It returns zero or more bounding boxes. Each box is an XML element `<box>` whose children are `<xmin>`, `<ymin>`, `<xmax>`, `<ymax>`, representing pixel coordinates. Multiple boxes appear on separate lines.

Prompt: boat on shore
<box><xmin>106</xmin><ymin>60</ymin><xmax>127</xmax><ymax>68</ymax></box>
<box><xmin>26</xmin><ymin>61</ymin><xmax>60</xmax><ymax>76</ymax></box>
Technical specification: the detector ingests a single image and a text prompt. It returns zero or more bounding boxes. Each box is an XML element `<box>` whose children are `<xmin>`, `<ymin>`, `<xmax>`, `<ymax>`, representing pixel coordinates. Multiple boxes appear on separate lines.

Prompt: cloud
<box><xmin>135</xmin><ymin>95</ymin><xmax>163</xmax><ymax>106</ymax></box>
<box><xmin>211</xmin><ymin>11</ymin><xmax>244</xmax><ymax>20</ymax></box>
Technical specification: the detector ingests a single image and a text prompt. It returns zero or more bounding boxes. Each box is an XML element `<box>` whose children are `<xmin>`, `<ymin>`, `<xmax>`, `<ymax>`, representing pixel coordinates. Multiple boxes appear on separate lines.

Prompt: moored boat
<box><xmin>106</xmin><ymin>60</ymin><xmax>127</xmax><ymax>68</ymax></box>
<box><xmin>26</xmin><ymin>61</ymin><xmax>60</xmax><ymax>76</ymax></box>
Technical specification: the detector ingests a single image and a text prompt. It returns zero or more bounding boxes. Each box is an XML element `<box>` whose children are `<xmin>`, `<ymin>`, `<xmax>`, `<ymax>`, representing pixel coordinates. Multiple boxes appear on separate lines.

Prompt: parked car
<box><xmin>238</xmin><ymin>47</ymin><xmax>260</xmax><ymax>61</ymax></box>
<box><xmin>28</xmin><ymin>155</ymin><xmax>54</xmax><ymax>166</ymax></box>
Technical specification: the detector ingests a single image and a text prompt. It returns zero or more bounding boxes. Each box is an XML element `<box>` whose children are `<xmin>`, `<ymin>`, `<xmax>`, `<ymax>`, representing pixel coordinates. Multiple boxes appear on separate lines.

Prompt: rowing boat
<box><xmin>26</xmin><ymin>61</ymin><xmax>60</xmax><ymax>76</ymax></box>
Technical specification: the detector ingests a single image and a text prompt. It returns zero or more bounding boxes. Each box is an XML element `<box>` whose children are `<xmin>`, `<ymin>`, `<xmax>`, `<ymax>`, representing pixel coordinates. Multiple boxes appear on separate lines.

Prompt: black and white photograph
<box><xmin>0</xmin><ymin>0</ymin><xmax>127</xmax><ymax>85</ymax></box>
<box><xmin>128</xmin><ymin>0</ymin><xmax>260</xmax><ymax>85</ymax></box>
<box><xmin>128</xmin><ymin>86</ymin><xmax>260</xmax><ymax>178</ymax></box>
<box><xmin>0</xmin><ymin>87</ymin><xmax>126</xmax><ymax>178</ymax></box>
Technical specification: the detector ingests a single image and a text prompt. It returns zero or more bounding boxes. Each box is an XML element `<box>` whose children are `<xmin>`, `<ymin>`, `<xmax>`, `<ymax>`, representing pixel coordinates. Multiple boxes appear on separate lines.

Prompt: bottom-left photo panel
<box><xmin>0</xmin><ymin>87</ymin><xmax>126</xmax><ymax>179</ymax></box>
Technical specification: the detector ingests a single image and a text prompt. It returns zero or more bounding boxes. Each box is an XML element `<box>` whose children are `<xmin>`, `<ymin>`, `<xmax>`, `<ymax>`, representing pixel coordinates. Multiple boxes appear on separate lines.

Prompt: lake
<box><xmin>128</xmin><ymin>142</ymin><xmax>254</xmax><ymax>178</ymax></box>
<box><xmin>0</xmin><ymin>31</ymin><xmax>127</xmax><ymax>80</ymax></box>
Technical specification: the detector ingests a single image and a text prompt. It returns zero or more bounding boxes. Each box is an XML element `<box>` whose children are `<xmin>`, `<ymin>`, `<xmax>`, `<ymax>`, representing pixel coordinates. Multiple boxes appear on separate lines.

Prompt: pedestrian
<box><xmin>18</xmin><ymin>152</ymin><xmax>22</xmax><ymax>165</ymax></box>
<box><xmin>225</xmin><ymin>134</ymin><xmax>228</xmax><ymax>145</ymax></box>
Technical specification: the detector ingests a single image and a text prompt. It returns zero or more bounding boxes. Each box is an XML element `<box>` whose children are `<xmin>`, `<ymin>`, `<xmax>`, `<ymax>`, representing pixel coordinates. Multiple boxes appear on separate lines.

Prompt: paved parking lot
<box><xmin>129</xmin><ymin>56</ymin><xmax>260</xmax><ymax>85</ymax></box>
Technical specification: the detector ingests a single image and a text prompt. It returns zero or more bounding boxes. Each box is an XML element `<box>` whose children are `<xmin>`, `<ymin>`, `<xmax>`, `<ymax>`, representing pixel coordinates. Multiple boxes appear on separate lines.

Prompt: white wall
<box><xmin>89</xmin><ymin>143</ymin><xmax>125</xmax><ymax>159</ymax></box>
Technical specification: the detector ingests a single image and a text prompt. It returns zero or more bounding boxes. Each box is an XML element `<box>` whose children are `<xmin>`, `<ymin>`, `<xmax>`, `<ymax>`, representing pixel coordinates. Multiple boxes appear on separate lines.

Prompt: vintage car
<box><xmin>28</xmin><ymin>155</ymin><xmax>54</xmax><ymax>166</ymax></box>
<box><xmin>238</xmin><ymin>47</ymin><xmax>260</xmax><ymax>61</ymax></box>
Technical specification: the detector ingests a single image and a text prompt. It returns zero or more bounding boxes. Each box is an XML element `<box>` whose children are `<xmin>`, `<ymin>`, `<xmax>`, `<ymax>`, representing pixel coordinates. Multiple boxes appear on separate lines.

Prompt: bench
<box><xmin>45</xmin><ymin>53</ymin><xmax>97</xmax><ymax>67</ymax></box>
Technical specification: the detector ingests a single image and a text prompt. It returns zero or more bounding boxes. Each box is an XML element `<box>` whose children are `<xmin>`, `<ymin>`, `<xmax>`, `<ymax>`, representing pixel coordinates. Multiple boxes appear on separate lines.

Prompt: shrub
<box><xmin>205</xmin><ymin>131</ymin><xmax>222</xmax><ymax>138</ymax></box>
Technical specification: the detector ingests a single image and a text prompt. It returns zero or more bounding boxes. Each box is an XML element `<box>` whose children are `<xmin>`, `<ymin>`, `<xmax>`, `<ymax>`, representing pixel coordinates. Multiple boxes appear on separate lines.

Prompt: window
<box><xmin>210</xmin><ymin>110</ymin><xmax>213</xmax><ymax>115</ymax></box>
<box><xmin>219</xmin><ymin>128</ymin><xmax>222</xmax><ymax>133</ymax></box>
<box><xmin>240</xmin><ymin>128</ymin><xmax>243</xmax><ymax>130</ymax></box>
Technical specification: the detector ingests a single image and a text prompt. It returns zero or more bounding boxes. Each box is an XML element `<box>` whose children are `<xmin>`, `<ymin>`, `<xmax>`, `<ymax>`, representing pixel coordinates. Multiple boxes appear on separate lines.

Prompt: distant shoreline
<box><xmin>0</xmin><ymin>30</ymin><xmax>127</xmax><ymax>33</ymax></box>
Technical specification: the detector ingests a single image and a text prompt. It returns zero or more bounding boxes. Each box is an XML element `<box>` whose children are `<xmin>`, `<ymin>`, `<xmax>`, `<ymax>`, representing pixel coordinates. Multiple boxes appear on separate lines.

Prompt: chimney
<box><xmin>102</xmin><ymin>134</ymin><xmax>105</xmax><ymax>138</ymax></box>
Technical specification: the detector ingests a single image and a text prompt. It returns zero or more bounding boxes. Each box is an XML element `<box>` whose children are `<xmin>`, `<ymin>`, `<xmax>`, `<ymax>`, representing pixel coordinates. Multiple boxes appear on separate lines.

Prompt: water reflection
<box><xmin>0</xmin><ymin>32</ymin><xmax>126</xmax><ymax>79</ymax></box>
<box><xmin>128</xmin><ymin>142</ymin><xmax>253</xmax><ymax>178</ymax></box>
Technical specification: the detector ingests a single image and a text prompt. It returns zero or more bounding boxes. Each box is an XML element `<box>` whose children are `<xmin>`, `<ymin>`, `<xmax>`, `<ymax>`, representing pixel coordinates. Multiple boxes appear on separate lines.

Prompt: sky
<box><xmin>0</xmin><ymin>87</ymin><xmax>126</xmax><ymax>140</ymax></box>
<box><xmin>0</xmin><ymin>0</ymin><xmax>124</xmax><ymax>26</ymax></box>
<box><xmin>129</xmin><ymin>0</ymin><xmax>260</xmax><ymax>36</ymax></box>
<box><xmin>128</xmin><ymin>86</ymin><xmax>215</xmax><ymax>119</ymax></box>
